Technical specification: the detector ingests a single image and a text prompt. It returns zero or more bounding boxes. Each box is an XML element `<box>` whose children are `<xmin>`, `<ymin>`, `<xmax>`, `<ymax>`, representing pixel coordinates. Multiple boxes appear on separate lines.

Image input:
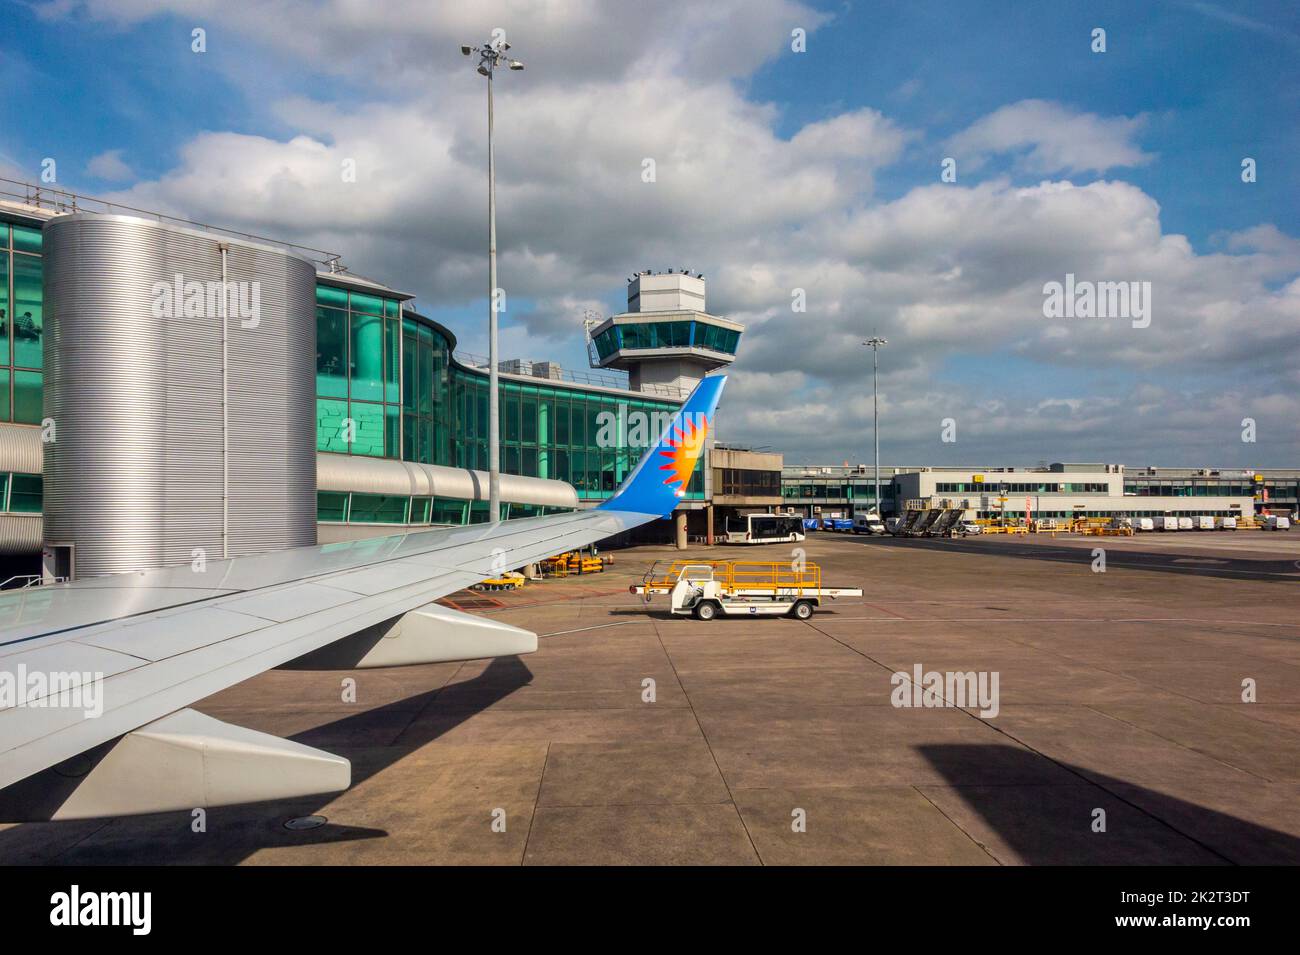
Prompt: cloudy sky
<box><xmin>2</xmin><ymin>0</ymin><xmax>1298</xmax><ymax>466</ymax></box>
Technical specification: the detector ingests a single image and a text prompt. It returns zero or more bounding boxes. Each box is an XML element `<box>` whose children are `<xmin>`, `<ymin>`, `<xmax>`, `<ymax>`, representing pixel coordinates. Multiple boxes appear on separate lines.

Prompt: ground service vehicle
<box><xmin>633</xmin><ymin>560</ymin><xmax>863</xmax><ymax>620</ymax></box>
<box><xmin>1264</xmin><ymin>515</ymin><xmax>1292</xmax><ymax>531</ymax></box>
<box><xmin>724</xmin><ymin>513</ymin><xmax>806</xmax><ymax>545</ymax></box>
<box><xmin>853</xmin><ymin>514</ymin><xmax>886</xmax><ymax>535</ymax></box>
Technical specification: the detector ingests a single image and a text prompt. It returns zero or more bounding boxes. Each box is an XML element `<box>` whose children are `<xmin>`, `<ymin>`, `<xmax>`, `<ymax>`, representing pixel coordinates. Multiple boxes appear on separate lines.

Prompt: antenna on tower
<box><xmin>582</xmin><ymin>307</ymin><xmax>605</xmax><ymax>368</ymax></box>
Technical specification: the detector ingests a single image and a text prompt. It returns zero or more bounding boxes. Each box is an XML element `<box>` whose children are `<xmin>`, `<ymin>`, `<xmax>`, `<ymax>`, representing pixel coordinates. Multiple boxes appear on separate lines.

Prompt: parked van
<box><xmin>1177</xmin><ymin>517</ymin><xmax>1194</xmax><ymax>531</ymax></box>
<box><xmin>1135</xmin><ymin>518</ymin><xmax>1155</xmax><ymax>532</ymax></box>
<box><xmin>1196</xmin><ymin>516</ymin><xmax>1215</xmax><ymax>530</ymax></box>
<box><xmin>1221</xmin><ymin>516</ymin><xmax>1237</xmax><ymax>530</ymax></box>
<box><xmin>852</xmin><ymin>515</ymin><xmax>886</xmax><ymax>535</ymax></box>
<box><xmin>1159</xmin><ymin>516</ymin><xmax>1180</xmax><ymax>531</ymax></box>
<box><xmin>1264</xmin><ymin>515</ymin><xmax>1292</xmax><ymax>531</ymax></box>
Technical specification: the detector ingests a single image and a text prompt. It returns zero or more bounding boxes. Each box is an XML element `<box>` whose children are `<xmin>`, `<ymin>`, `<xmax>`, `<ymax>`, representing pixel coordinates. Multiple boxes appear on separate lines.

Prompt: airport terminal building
<box><xmin>781</xmin><ymin>462</ymin><xmax>1291</xmax><ymax>522</ymax></box>
<box><xmin>0</xmin><ymin>184</ymin><xmax>745</xmax><ymax>581</ymax></box>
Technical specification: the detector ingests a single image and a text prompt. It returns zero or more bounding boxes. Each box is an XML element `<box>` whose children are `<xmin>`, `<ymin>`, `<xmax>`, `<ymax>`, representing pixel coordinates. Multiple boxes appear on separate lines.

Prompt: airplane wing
<box><xmin>0</xmin><ymin>375</ymin><xmax>725</xmax><ymax>820</ymax></box>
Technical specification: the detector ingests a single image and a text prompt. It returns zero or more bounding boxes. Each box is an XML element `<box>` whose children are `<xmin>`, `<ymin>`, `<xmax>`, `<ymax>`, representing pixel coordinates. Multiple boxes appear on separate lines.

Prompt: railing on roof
<box><xmin>0</xmin><ymin>178</ymin><xmax>345</xmax><ymax>270</ymax></box>
<box><xmin>453</xmin><ymin>350</ymin><xmax>687</xmax><ymax>400</ymax></box>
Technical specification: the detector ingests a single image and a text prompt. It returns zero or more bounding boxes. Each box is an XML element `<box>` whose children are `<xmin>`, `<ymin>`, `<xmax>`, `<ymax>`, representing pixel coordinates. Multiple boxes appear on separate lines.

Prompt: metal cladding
<box><xmin>0</xmin><ymin>423</ymin><xmax>43</xmax><ymax>475</ymax></box>
<box><xmin>317</xmin><ymin>452</ymin><xmax>580</xmax><ymax>508</ymax></box>
<box><xmin>43</xmin><ymin>214</ymin><xmax>318</xmax><ymax>577</ymax></box>
<box><xmin>0</xmin><ymin>515</ymin><xmax>41</xmax><ymax>556</ymax></box>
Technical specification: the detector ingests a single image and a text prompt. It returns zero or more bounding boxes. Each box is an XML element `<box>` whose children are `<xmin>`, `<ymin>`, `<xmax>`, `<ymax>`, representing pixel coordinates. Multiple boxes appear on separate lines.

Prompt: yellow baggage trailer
<box><xmin>631</xmin><ymin>560</ymin><xmax>862</xmax><ymax>621</ymax></box>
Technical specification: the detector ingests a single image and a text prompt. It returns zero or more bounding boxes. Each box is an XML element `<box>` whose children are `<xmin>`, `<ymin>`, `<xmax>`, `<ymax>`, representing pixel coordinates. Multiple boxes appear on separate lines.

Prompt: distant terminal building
<box><xmin>781</xmin><ymin>462</ymin><xmax>1290</xmax><ymax>522</ymax></box>
<box><xmin>0</xmin><ymin>182</ymin><xmax>746</xmax><ymax>580</ymax></box>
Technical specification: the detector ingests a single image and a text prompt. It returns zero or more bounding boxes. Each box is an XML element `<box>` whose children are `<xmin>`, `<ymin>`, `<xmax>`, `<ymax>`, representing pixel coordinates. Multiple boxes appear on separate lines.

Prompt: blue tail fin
<box><xmin>598</xmin><ymin>375</ymin><xmax>726</xmax><ymax>518</ymax></box>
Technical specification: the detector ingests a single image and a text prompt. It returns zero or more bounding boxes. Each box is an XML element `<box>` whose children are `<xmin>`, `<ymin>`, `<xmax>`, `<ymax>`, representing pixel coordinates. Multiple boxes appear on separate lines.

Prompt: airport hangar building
<box><xmin>780</xmin><ymin>463</ymin><xmax>1296</xmax><ymax>522</ymax></box>
<box><xmin>0</xmin><ymin>185</ymin><xmax>756</xmax><ymax>582</ymax></box>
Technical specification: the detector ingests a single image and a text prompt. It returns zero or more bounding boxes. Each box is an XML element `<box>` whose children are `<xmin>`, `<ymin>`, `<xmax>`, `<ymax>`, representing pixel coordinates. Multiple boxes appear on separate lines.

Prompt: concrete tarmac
<box><xmin>3</xmin><ymin>530</ymin><xmax>1298</xmax><ymax>865</ymax></box>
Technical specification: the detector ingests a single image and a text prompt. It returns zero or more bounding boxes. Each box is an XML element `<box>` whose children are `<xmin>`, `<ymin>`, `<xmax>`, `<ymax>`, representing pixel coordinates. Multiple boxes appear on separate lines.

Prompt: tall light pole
<box><xmin>463</xmin><ymin>39</ymin><xmax>524</xmax><ymax>522</ymax></box>
<box><xmin>862</xmin><ymin>337</ymin><xmax>888</xmax><ymax>515</ymax></box>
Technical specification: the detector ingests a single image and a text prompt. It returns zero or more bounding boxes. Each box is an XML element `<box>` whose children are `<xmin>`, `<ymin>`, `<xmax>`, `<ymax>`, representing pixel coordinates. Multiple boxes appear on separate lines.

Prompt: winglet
<box><xmin>598</xmin><ymin>375</ymin><xmax>726</xmax><ymax>518</ymax></box>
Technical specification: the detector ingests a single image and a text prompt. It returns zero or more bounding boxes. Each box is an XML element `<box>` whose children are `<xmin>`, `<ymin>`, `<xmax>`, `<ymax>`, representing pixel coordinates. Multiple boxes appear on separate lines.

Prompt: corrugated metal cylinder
<box><xmin>42</xmin><ymin>214</ymin><xmax>317</xmax><ymax>577</ymax></box>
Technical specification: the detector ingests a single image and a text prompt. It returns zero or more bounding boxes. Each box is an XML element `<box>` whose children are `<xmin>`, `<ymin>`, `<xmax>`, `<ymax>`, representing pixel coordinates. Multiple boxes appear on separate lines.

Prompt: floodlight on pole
<box><xmin>462</xmin><ymin>37</ymin><xmax>524</xmax><ymax>522</ymax></box>
<box><xmin>862</xmin><ymin>337</ymin><xmax>888</xmax><ymax>515</ymax></box>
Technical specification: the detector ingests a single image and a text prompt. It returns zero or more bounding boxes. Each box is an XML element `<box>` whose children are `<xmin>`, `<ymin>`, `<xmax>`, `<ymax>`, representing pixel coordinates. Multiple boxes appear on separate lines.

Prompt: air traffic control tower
<box><xmin>588</xmin><ymin>271</ymin><xmax>743</xmax><ymax>395</ymax></box>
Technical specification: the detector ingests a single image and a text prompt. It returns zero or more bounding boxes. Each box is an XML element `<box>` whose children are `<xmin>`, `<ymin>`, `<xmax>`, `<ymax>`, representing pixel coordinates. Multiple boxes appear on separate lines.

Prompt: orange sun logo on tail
<box><xmin>658</xmin><ymin>415</ymin><xmax>708</xmax><ymax>495</ymax></box>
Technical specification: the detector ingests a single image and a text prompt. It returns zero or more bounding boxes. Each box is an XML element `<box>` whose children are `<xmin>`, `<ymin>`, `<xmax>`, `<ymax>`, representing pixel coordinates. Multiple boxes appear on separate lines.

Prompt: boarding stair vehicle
<box><xmin>893</xmin><ymin>510</ymin><xmax>924</xmax><ymax>536</ymax></box>
<box><xmin>926</xmin><ymin>509</ymin><xmax>965</xmax><ymax>537</ymax></box>
<box><xmin>909</xmin><ymin>509</ymin><xmax>942</xmax><ymax>536</ymax></box>
<box><xmin>632</xmin><ymin>560</ymin><xmax>863</xmax><ymax>621</ymax></box>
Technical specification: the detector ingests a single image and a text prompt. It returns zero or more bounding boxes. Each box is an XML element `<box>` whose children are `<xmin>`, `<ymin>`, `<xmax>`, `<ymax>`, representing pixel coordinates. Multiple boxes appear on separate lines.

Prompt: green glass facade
<box><xmin>0</xmin><ymin>216</ymin><xmax>44</xmax><ymax>425</ymax></box>
<box><xmin>448</xmin><ymin>372</ymin><xmax>703</xmax><ymax>501</ymax></box>
<box><xmin>316</xmin><ymin>279</ymin><xmax>704</xmax><ymax>521</ymax></box>
<box><xmin>593</xmin><ymin>320</ymin><xmax>739</xmax><ymax>358</ymax></box>
<box><xmin>315</xmin><ymin>283</ymin><xmax>403</xmax><ymax>458</ymax></box>
<box><xmin>0</xmin><ymin>213</ymin><xmax>704</xmax><ymax>532</ymax></box>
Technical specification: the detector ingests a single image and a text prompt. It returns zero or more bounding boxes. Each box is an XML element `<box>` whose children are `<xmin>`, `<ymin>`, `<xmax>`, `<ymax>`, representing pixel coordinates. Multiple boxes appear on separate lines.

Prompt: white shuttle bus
<box><xmin>724</xmin><ymin>513</ymin><xmax>807</xmax><ymax>545</ymax></box>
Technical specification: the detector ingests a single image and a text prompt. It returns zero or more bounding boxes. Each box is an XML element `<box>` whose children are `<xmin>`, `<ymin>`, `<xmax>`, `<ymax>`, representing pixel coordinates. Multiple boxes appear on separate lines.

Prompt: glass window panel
<box><xmin>13</xmin><ymin>370</ymin><xmax>40</xmax><ymax>424</ymax></box>
<box><xmin>418</xmin><ymin>341</ymin><xmax>433</xmax><ymax>415</ymax></box>
<box><xmin>571</xmin><ymin>399</ymin><xmax>585</xmax><ymax>446</ymax></box>
<box><xmin>522</xmin><ymin>395</ymin><xmax>537</xmax><ymax>444</ymax></box>
<box><xmin>9</xmin><ymin>473</ymin><xmax>41</xmax><ymax>512</ymax></box>
<box><xmin>0</xmin><ymin>223</ymin><xmax>8</xmax><ymax>248</ymax></box>
<box><xmin>420</xmin><ymin>415</ymin><xmax>434</xmax><ymax>465</ymax></box>
<box><xmin>12</xmin><ymin>254</ymin><xmax>43</xmax><ymax>369</ymax></box>
<box><xmin>349</xmin><ymin>312</ymin><xmax>383</xmax><ymax>401</ymax></box>
<box><xmin>401</xmin><ymin>336</ymin><xmax>417</xmax><ymax>412</ymax></box>
<box><xmin>554</xmin><ymin>396</ymin><xmax>569</xmax><ymax>445</ymax></box>
<box><xmin>410</xmin><ymin>497</ymin><xmax>432</xmax><ymax>523</ymax></box>
<box><xmin>348</xmin><ymin>493</ymin><xmax>408</xmax><ymax>524</ymax></box>
<box><xmin>402</xmin><ymin>412</ymin><xmax>416</xmax><ymax>461</ymax></box>
<box><xmin>523</xmin><ymin>447</ymin><xmax>537</xmax><ymax>477</ymax></box>
<box><xmin>316</xmin><ymin>284</ymin><xmax>348</xmax><ymax>308</ymax></box>
<box><xmin>348</xmin><ymin>401</ymin><xmax>385</xmax><ymax>457</ymax></box>
<box><xmin>349</xmin><ymin>291</ymin><xmax>384</xmax><ymax>316</ymax></box>
<box><xmin>315</xmin><ymin>306</ymin><xmax>347</xmax><ymax>398</ymax></box>
<box><xmin>384</xmin><ymin>404</ymin><xmax>399</xmax><ymax>458</ymax></box>
<box><xmin>12</xmin><ymin>226</ymin><xmax>41</xmax><ymax>254</ymax></box>
<box><xmin>0</xmin><ymin>370</ymin><xmax>9</xmax><ymax>421</ymax></box>
<box><xmin>316</xmin><ymin>398</ymin><xmax>350</xmax><ymax>452</ymax></box>
<box><xmin>316</xmin><ymin>491</ymin><xmax>348</xmax><ymax>522</ymax></box>
<box><xmin>571</xmin><ymin>450</ymin><xmax>587</xmax><ymax>492</ymax></box>
<box><xmin>384</xmin><ymin>298</ymin><xmax>399</xmax><ymax>318</ymax></box>
<box><xmin>384</xmin><ymin>319</ymin><xmax>400</xmax><ymax>403</ymax></box>
<box><xmin>538</xmin><ymin>396</ymin><xmax>553</xmax><ymax>445</ymax></box>
<box><xmin>0</xmin><ymin>254</ymin><xmax>8</xmax><ymax>365</ymax></box>
<box><xmin>468</xmin><ymin>500</ymin><xmax>491</xmax><ymax>524</ymax></box>
<box><xmin>432</xmin><ymin>497</ymin><xmax>467</xmax><ymax>525</ymax></box>
<box><xmin>504</xmin><ymin>390</ymin><xmax>520</xmax><ymax>442</ymax></box>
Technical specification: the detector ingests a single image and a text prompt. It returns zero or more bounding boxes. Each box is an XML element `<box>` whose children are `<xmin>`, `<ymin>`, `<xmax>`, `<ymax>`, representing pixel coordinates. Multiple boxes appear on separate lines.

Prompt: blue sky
<box><xmin>1</xmin><ymin>0</ymin><xmax>1297</xmax><ymax>465</ymax></box>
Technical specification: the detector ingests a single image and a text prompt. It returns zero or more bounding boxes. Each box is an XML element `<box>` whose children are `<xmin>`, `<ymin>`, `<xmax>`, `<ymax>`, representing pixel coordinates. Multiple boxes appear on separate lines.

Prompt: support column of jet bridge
<box><xmin>41</xmin><ymin>214</ymin><xmax>318</xmax><ymax>578</ymax></box>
